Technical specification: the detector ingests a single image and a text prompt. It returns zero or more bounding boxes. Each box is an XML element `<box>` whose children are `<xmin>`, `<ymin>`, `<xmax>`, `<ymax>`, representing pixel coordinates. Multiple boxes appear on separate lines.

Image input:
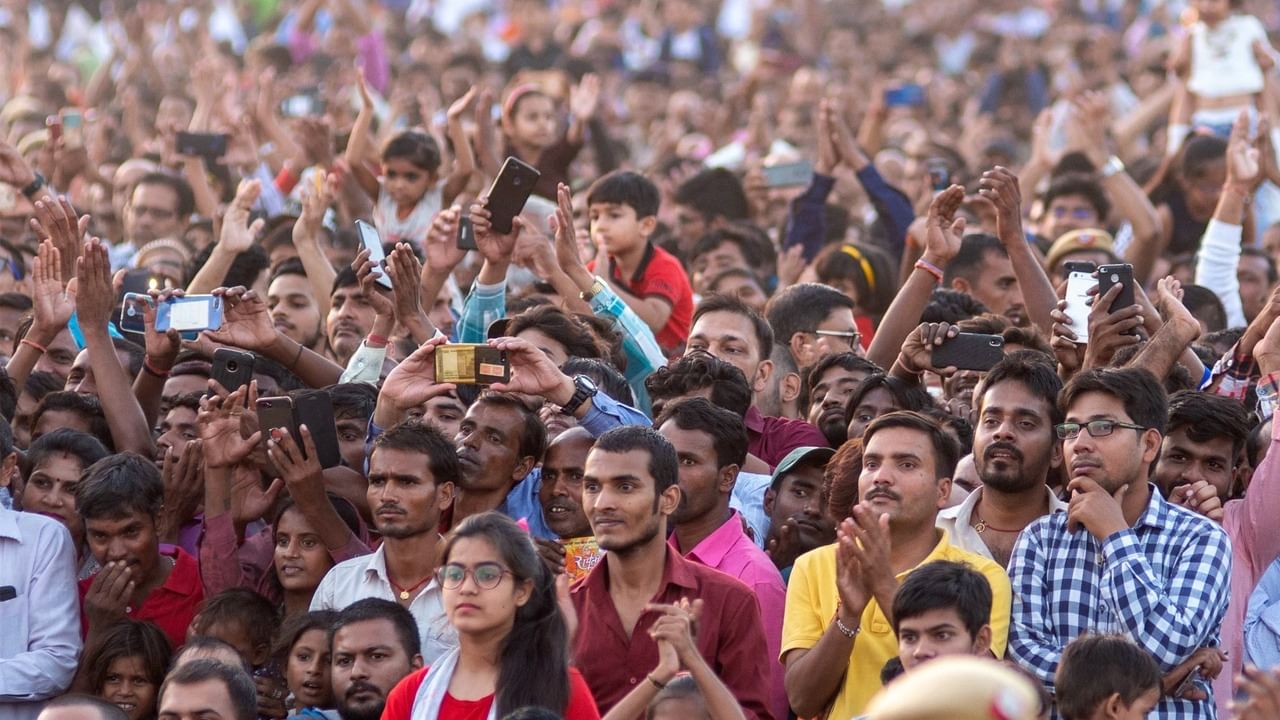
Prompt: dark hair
<box><xmin>1248</xmin><ymin>417</ymin><xmax>1271</xmax><ymax>468</ymax></box>
<box><xmin>160</xmin><ymin>659</ymin><xmax>258</xmax><ymax>720</ymax></box>
<box><xmin>165</xmin><ymin>391</ymin><xmax>204</xmax><ymax>415</ymax></box>
<box><xmin>692</xmin><ymin>294</ymin><xmax>774</xmax><ymax>360</ymax></box>
<box><xmin>274</xmin><ymin>493</ymin><xmax>362</xmax><ymax>547</ymax></box>
<box><xmin>592</xmin><ymin>426</ymin><xmax>679</xmax><ymax>495</ymax></box>
<box><xmin>24</xmin><ymin>370</ymin><xmax>63</xmax><ymax>404</ymax></box>
<box><xmin>645</xmin><ymin>353</ymin><xmax>751</xmax><ymax>417</ymax></box>
<box><xmin>1042</xmin><ymin>173</ymin><xmax>1112</xmax><ymax>221</ymax></box>
<box><xmin>573</xmin><ymin>313</ymin><xmax>628</xmax><ymax>373</ymax></box>
<box><xmin>863</xmin><ymin>411</ymin><xmax>960</xmax><ymax>479</ymax></box>
<box><xmin>977</xmin><ymin>351</ymin><xmax>1065</xmax><ymax>426</ymax></box>
<box><xmin>845</xmin><ymin>373</ymin><xmax>934</xmax><ymax>428</ymax></box>
<box><xmin>689</xmin><ymin>225</ymin><xmax>770</xmax><ymax>271</ymax></box>
<box><xmin>1182</xmin><ymin>284</ymin><xmax>1227</xmax><ymax>332</ymax></box>
<box><xmin>330</xmin><ymin>598</ymin><xmax>421</xmax><ymax>658</ymax></box>
<box><xmin>505</xmin><ymin>708</ymin><xmax>565</xmax><ymax>720</ymax></box>
<box><xmin>382</xmin><ymin>130</ymin><xmax>442</xmax><ymax>174</ymax></box>
<box><xmin>1060</xmin><ymin>368</ymin><xmax>1168</xmax><ymax>435</ymax></box>
<box><xmin>253</xmin><ymin>353</ymin><xmax>306</xmax><ymax>394</ymax></box>
<box><xmin>0</xmin><ymin>291</ymin><xmax>32</xmax><ymax>313</ymax></box>
<box><xmin>944</xmin><ymin>233</ymin><xmax>1007</xmax><ymax>284</ymax></box>
<box><xmin>647</xmin><ymin>675</ymin><xmax>705</xmax><ymax>719</ymax></box>
<box><xmin>31</xmin><ymin>391</ymin><xmax>112</xmax><ymax>448</ymax></box>
<box><xmin>82</xmin><ymin>619</ymin><xmax>172</xmax><ymax>700</ymax></box>
<box><xmin>0</xmin><ymin>365</ymin><xmax>14</xmax><ymax>423</ymax></box>
<box><xmin>826</xmin><ymin>438</ymin><xmax>863</xmax><ymax>519</ymax></box>
<box><xmin>268</xmin><ymin>256</ymin><xmax>308</xmax><ymax>284</ymax></box>
<box><xmin>191</xmin><ymin>589</ymin><xmax>280</xmax><ymax>661</ymax></box>
<box><xmin>586</xmin><ymin>170</ymin><xmax>661</xmax><ymax>219</ymax></box>
<box><xmin>189</xmin><ymin>241</ymin><xmax>268</xmax><ymax>290</ymax></box>
<box><xmin>507</xmin><ymin>305</ymin><xmax>606</xmax><ymax>359</ymax></box>
<box><xmin>562</xmin><ymin>357</ymin><xmax>633</xmax><ymax>407</ymax></box>
<box><xmin>42</xmin><ymin>695</ymin><xmax>129</xmax><ymax>720</ymax></box>
<box><xmin>814</xmin><ymin>243</ymin><xmax>896</xmax><ymax>317</ymax></box>
<box><xmin>261</xmin><ymin>217</ymin><xmax>300</xmax><ymax>257</ymax></box>
<box><xmin>921</xmin><ymin>288</ymin><xmax>990</xmax><ymax>324</ymax></box>
<box><xmin>135</xmin><ymin>171</ymin><xmax>196</xmax><ymax>219</ymax></box>
<box><xmin>441</xmin><ymin>513</ymin><xmax>569</xmax><ymax>715</ymax></box>
<box><xmin>75</xmin><ymin>453</ymin><xmax>165</xmax><ymax>521</ymax></box>
<box><xmin>765</xmin><ymin>283</ymin><xmax>856</xmax><ymax>350</ymax></box>
<box><xmin>706</xmin><ymin>267</ymin><xmax>767</xmax><ymax>297</ymax></box>
<box><xmin>1055</xmin><ymin>635</ymin><xmax>1162</xmax><ymax>720</ymax></box>
<box><xmin>1166</xmin><ymin>391</ymin><xmax>1251</xmax><ymax>462</ymax></box>
<box><xmin>26</xmin><ymin>428</ymin><xmax>110</xmax><ymax>475</ymax></box>
<box><xmin>802</xmin><ymin>353</ymin><xmax>882</xmax><ymax>415</ymax></box>
<box><xmin>327</xmin><ymin>382</ymin><xmax>378</xmax><ymax>421</ymax></box>
<box><xmin>330</xmin><ymin>266</ymin><xmax>360</xmax><ymax>294</ymax></box>
<box><xmin>272</xmin><ymin>609</ymin><xmax>339</xmax><ymax>662</ymax></box>
<box><xmin>110</xmin><ymin>336</ymin><xmax>146</xmax><ymax>379</ymax></box>
<box><xmin>0</xmin><ymin>416</ymin><xmax>11</xmax><ymax>458</ymax></box>
<box><xmin>1181</xmin><ymin>134</ymin><xmax>1229</xmax><ymax>178</ymax></box>
<box><xmin>1242</xmin><ymin>246</ymin><xmax>1279</xmax><ymax>283</ymax></box>
<box><xmin>673</xmin><ymin>168</ymin><xmax>749</xmax><ymax>221</ymax></box>
<box><xmin>654</xmin><ymin>397</ymin><xmax>748</xmax><ymax>469</ymax></box>
<box><xmin>475</xmin><ymin>392</ymin><xmax>548</xmax><ymax>462</ymax></box>
<box><xmin>372</xmin><ymin>420</ymin><xmax>461</xmax><ymax>488</ymax></box>
<box><xmin>891</xmin><ymin>560</ymin><xmax>993</xmax><ymax>640</ymax></box>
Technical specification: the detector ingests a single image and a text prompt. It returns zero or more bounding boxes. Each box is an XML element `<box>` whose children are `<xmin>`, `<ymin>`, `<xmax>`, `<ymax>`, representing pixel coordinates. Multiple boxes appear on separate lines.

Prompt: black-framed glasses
<box><xmin>813</xmin><ymin>329</ymin><xmax>861</xmax><ymax>348</ymax></box>
<box><xmin>1054</xmin><ymin>420</ymin><xmax>1147</xmax><ymax>440</ymax></box>
<box><xmin>437</xmin><ymin>562</ymin><xmax>512</xmax><ymax>590</ymax></box>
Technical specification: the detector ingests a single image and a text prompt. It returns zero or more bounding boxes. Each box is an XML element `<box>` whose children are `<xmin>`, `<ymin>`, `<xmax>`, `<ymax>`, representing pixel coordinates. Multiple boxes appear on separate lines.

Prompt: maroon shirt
<box><xmin>745</xmin><ymin>406</ymin><xmax>829</xmax><ymax>470</ymax></box>
<box><xmin>570</xmin><ymin>545</ymin><xmax>773</xmax><ymax>719</ymax></box>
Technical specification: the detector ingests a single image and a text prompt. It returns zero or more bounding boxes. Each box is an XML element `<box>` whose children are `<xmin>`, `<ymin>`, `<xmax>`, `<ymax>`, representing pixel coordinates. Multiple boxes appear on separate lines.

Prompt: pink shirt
<box><xmin>672</xmin><ymin>511</ymin><xmax>788</xmax><ymax>720</ymax></box>
<box><xmin>1215</xmin><ymin>419</ymin><xmax>1280</xmax><ymax>715</ymax></box>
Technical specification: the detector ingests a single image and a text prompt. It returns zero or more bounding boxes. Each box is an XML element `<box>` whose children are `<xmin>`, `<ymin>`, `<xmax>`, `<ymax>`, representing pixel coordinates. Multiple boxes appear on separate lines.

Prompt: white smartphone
<box><xmin>354</xmin><ymin>219</ymin><xmax>392</xmax><ymax>290</ymax></box>
<box><xmin>1063</xmin><ymin>262</ymin><xmax>1096</xmax><ymax>344</ymax></box>
<box><xmin>156</xmin><ymin>295</ymin><xmax>224</xmax><ymax>333</ymax></box>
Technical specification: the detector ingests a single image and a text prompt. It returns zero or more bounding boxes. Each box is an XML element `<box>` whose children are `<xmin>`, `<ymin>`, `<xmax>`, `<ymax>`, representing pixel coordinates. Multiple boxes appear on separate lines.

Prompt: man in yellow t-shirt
<box><xmin>781</xmin><ymin>411</ymin><xmax>1011</xmax><ymax>719</ymax></box>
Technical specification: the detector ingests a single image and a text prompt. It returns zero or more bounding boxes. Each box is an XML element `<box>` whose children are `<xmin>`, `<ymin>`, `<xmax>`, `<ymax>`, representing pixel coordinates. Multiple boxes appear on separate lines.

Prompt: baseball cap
<box><xmin>1044</xmin><ymin>228</ymin><xmax>1117</xmax><ymax>270</ymax></box>
<box><xmin>865</xmin><ymin>656</ymin><xmax>1041</xmax><ymax>720</ymax></box>
<box><xmin>771</xmin><ymin>446</ymin><xmax>835</xmax><ymax>485</ymax></box>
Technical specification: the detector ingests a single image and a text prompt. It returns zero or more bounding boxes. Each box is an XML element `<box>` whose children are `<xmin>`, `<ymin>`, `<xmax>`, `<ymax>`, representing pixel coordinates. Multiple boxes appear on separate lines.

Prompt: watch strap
<box><xmin>20</xmin><ymin>173</ymin><xmax>45</xmax><ymax>199</ymax></box>
<box><xmin>560</xmin><ymin>375</ymin><xmax>597</xmax><ymax>415</ymax></box>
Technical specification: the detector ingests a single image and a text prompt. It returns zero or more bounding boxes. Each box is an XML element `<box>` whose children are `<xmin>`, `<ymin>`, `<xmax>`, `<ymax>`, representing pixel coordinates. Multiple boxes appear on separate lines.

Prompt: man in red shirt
<box><xmin>76</xmin><ymin>454</ymin><xmax>204</xmax><ymax>652</ymax></box>
<box><xmin>573</xmin><ymin>426</ymin><xmax>773</xmax><ymax>719</ymax></box>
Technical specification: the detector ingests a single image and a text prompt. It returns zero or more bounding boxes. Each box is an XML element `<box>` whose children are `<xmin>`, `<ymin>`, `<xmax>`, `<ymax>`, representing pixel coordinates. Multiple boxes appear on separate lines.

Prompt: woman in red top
<box><xmin>381</xmin><ymin>512</ymin><xmax>600</xmax><ymax>720</ymax></box>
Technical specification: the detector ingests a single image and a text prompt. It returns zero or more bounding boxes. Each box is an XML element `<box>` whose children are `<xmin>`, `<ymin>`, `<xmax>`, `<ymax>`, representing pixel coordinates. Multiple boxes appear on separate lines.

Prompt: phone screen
<box><xmin>355</xmin><ymin>220</ymin><xmax>392</xmax><ymax>289</ymax></box>
<box><xmin>1064</xmin><ymin>270</ymin><xmax>1095</xmax><ymax>344</ymax></box>
<box><xmin>168</xmin><ymin>298</ymin><xmax>213</xmax><ymax>330</ymax></box>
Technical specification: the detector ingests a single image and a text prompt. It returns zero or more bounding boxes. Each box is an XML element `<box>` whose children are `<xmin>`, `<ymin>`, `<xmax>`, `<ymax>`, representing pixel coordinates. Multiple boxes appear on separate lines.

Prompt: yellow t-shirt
<box><xmin>780</xmin><ymin>530</ymin><xmax>1011</xmax><ymax>719</ymax></box>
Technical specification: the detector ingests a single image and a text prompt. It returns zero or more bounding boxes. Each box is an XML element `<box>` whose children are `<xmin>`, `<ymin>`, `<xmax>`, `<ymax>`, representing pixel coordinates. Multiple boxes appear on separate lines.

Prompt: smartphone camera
<box><xmin>225</xmin><ymin>359</ymin><xmax>239</xmax><ymax>373</ymax></box>
<box><xmin>988</xmin><ymin>339</ymin><xmax>1001</xmax><ymax>347</ymax></box>
<box><xmin>512</xmin><ymin>176</ymin><xmax>524</xmax><ymax>187</ymax></box>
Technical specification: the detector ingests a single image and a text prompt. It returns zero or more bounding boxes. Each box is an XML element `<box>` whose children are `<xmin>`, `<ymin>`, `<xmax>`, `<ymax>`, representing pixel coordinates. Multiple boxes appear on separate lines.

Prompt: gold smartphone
<box><xmin>434</xmin><ymin>344</ymin><xmax>511</xmax><ymax>385</ymax></box>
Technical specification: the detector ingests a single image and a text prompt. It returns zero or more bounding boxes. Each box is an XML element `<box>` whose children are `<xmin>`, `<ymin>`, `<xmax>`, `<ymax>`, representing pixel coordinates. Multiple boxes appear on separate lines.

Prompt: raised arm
<box><xmin>1127</xmin><ymin>277</ymin><xmax>1203</xmax><ymax>383</ymax></box>
<box><xmin>441</xmin><ymin>88</ymin><xmax>478</xmax><ymax>206</ymax></box>
<box><xmin>187</xmin><ymin>180</ymin><xmax>265</xmax><ymax>294</ymax></box>
<box><xmin>204</xmin><ymin>286</ymin><xmax>344</xmax><ymax>389</ymax></box>
<box><xmin>979</xmin><ymin>167</ymin><xmax>1057</xmax><ymax>336</ymax></box>
<box><xmin>343</xmin><ymin>74</ymin><xmax>381</xmax><ymax>201</ymax></box>
<box><xmin>1195</xmin><ymin>111</ymin><xmax>1261</xmax><ymax>329</ymax></box>
<box><xmin>292</xmin><ymin>173</ymin><xmax>339</xmax><ymax>319</ymax></box>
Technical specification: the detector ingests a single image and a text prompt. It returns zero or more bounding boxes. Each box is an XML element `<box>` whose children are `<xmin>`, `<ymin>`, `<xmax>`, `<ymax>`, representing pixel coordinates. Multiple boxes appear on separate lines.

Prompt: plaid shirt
<box><xmin>1008</xmin><ymin>485</ymin><xmax>1231</xmax><ymax>720</ymax></box>
<box><xmin>1208</xmin><ymin>340</ymin><xmax>1258</xmax><ymax>402</ymax></box>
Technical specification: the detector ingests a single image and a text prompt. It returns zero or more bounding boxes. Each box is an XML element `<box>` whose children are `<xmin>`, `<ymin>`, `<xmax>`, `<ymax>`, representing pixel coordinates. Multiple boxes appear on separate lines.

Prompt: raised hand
<box><xmin>352</xmin><ymin>248</ymin><xmax>395</xmax><ymax>317</ymax></box>
<box><xmin>512</xmin><ymin>218</ymin><xmax>558</xmax><ymax>278</ymax></box>
<box><xmin>294</xmin><ymin>173</ymin><xmax>334</xmax><ymax>244</ymax></box>
<box><xmin>1234</xmin><ymin>666</ymin><xmax>1280</xmax><ymax>720</ymax></box>
<box><xmin>1152</xmin><ymin>276</ymin><xmax>1199</xmax><ymax>339</ymax></box>
<box><xmin>141</xmin><ymin>289</ymin><xmax>184</xmax><ymax>371</ymax></box>
<box><xmin>846</xmin><ymin>505</ymin><xmax>898</xmax><ymax>618</ymax></box>
<box><xmin>205</xmin><ymin>287</ymin><xmax>277</xmax><ymax>352</ymax></box>
<box><xmin>0</xmin><ymin>141</ymin><xmax>37</xmax><ymax>189</ymax></box>
<box><xmin>977</xmin><ymin>167</ymin><xmax>1023</xmax><ymax>240</ymax></box>
<box><xmin>834</xmin><ymin>521</ymin><xmax>871</xmax><ymax>624</ymax></box>
<box><xmin>378</xmin><ymin>336</ymin><xmax>458</xmax><ymax>412</ymax></box>
<box><xmin>1227</xmin><ymin>110</ymin><xmax>1262</xmax><ymax>192</ymax></box>
<box><xmin>30</xmin><ymin>241</ymin><xmax>74</xmax><ymax>342</ymax></box>
<box><xmin>385</xmin><ymin>243</ymin><xmax>430</xmax><ymax>338</ymax></box>
<box><xmin>230</xmin><ymin>462</ymin><xmax>284</xmax><ymax>529</ymax></box>
<box><xmin>487</xmin><ymin>336</ymin><xmax>574</xmax><ymax>403</ymax></box>
<box><xmin>158</xmin><ymin>440</ymin><xmax>204</xmax><ymax>541</ymax></box>
<box><xmin>446</xmin><ymin>86</ymin><xmax>478</xmax><ymax>125</ymax></box>
<box><xmin>569</xmin><ymin>73</ymin><xmax>602</xmax><ymax>123</ymax></box>
<box><xmin>220</xmin><ymin>180</ymin><xmax>265</xmax><ymax>254</ymax></box>
<box><xmin>922</xmin><ymin>185</ymin><xmax>966</xmax><ymax>266</ymax></box>
<box><xmin>552</xmin><ymin>184</ymin><xmax>586</xmax><ymax>272</ymax></box>
<box><xmin>30</xmin><ymin>195</ymin><xmax>86</xmax><ymax>283</ymax></box>
<box><xmin>898</xmin><ymin>321</ymin><xmax>960</xmax><ymax>376</ymax></box>
<box><xmin>1168</xmin><ymin>480</ymin><xmax>1225</xmax><ymax>522</ymax></box>
<box><xmin>647</xmin><ymin>598</ymin><xmax>703</xmax><ymax>669</ymax></box>
<box><xmin>74</xmin><ymin>238</ymin><xmax>115</xmax><ymax>330</ymax></box>
<box><xmin>198</xmin><ymin>386</ymin><xmax>262</xmax><ymax>469</ymax></box>
<box><xmin>470</xmin><ymin>196</ymin><xmax>520</xmax><ymax>266</ymax></box>
<box><xmin>423</xmin><ymin>206</ymin><xmax>468</xmax><ymax>275</ymax></box>
<box><xmin>266</xmin><ymin>423</ymin><xmax>324</xmax><ymax>496</ymax></box>
<box><xmin>1082</xmin><ymin>282</ymin><xmax>1144</xmax><ymax>369</ymax></box>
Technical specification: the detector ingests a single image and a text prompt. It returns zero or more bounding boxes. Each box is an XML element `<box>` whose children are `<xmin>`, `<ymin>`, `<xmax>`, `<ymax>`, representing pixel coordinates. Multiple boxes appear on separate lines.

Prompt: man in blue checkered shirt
<box><xmin>1008</xmin><ymin>368</ymin><xmax>1231</xmax><ymax>719</ymax></box>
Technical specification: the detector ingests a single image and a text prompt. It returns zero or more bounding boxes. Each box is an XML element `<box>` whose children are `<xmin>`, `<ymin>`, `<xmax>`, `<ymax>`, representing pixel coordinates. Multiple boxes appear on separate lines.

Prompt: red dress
<box><xmin>381</xmin><ymin>666</ymin><xmax>600</xmax><ymax>720</ymax></box>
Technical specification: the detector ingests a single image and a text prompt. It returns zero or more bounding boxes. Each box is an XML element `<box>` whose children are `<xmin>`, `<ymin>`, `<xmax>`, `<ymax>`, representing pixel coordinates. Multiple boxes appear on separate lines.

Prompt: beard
<box><xmin>598</xmin><ymin>513</ymin><xmax>663</xmax><ymax>556</ymax></box>
<box><xmin>977</xmin><ymin>443</ymin><xmax>1046</xmax><ymax>494</ymax></box>
<box><xmin>336</xmin><ymin>682</ymin><xmax>387</xmax><ymax>720</ymax></box>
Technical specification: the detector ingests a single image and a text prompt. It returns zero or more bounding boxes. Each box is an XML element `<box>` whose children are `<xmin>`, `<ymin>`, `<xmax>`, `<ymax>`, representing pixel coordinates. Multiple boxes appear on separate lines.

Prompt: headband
<box><xmin>840</xmin><ymin>245</ymin><xmax>876</xmax><ymax>294</ymax></box>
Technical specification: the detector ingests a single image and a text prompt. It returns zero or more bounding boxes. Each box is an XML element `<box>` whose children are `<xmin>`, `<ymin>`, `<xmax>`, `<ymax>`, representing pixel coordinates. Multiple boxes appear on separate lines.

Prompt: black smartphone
<box><xmin>434</xmin><ymin>344</ymin><xmax>511</xmax><ymax>385</ymax></box>
<box><xmin>932</xmin><ymin>333</ymin><xmax>1005</xmax><ymax>372</ymax></box>
<box><xmin>256</xmin><ymin>396</ymin><xmax>297</xmax><ymax>447</ymax></box>
<box><xmin>1097</xmin><ymin>263</ymin><xmax>1135</xmax><ymax>314</ymax></box>
<box><xmin>456</xmin><ymin>216</ymin><xmax>477</xmax><ymax>251</ymax></box>
<box><xmin>120</xmin><ymin>268</ymin><xmax>161</xmax><ymax>298</ymax></box>
<box><xmin>294</xmin><ymin>390</ymin><xmax>342</xmax><ymax>468</ymax></box>
<box><xmin>484</xmin><ymin>157</ymin><xmax>541</xmax><ymax>235</ymax></box>
<box><xmin>211</xmin><ymin>348</ymin><xmax>255</xmax><ymax>396</ymax></box>
<box><xmin>763</xmin><ymin>161</ymin><xmax>813</xmax><ymax>188</ymax></box>
<box><xmin>175</xmin><ymin>131</ymin><xmax>229</xmax><ymax>159</ymax></box>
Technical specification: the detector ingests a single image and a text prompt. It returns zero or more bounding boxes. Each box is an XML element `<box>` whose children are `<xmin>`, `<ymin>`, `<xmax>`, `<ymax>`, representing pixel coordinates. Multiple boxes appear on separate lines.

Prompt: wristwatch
<box><xmin>20</xmin><ymin>173</ymin><xmax>45</xmax><ymax>199</ymax></box>
<box><xmin>560</xmin><ymin>374</ymin><xmax>599</xmax><ymax>416</ymax></box>
<box><xmin>1100</xmin><ymin>156</ymin><xmax>1125</xmax><ymax>179</ymax></box>
<box><xmin>579</xmin><ymin>277</ymin><xmax>607</xmax><ymax>303</ymax></box>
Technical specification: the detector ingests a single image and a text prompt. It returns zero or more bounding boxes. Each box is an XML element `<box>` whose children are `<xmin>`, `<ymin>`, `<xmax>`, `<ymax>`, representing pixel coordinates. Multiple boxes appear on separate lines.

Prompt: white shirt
<box><xmin>0</xmin><ymin>509</ymin><xmax>81</xmax><ymax>720</ymax></box>
<box><xmin>1189</xmin><ymin>14</ymin><xmax>1269</xmax><ymax>98</ymax></box>
<box><xmin>936</xmin><ymin>487</ymin><xmax>1068</xmax><ymax>564</ymax></box>
<box><xmin>310</xmin><ymin>544</ymin><xmax>457</xmax><ymax>664</ymax></box>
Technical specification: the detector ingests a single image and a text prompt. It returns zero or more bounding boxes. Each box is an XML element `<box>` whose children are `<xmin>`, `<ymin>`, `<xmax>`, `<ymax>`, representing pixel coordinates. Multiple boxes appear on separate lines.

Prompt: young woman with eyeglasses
<box><xmin>381</xmin><ymin>512</ymin><xmax>601</xmax><ymax>720</ymax></box>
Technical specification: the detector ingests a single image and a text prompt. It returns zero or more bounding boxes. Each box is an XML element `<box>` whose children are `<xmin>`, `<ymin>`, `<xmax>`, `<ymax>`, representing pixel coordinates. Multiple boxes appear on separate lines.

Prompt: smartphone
<box><xmin>456</xmin><ymin>215</ymin><xmax>477</xmax><ymax>251</ymax></box>
<box><xmin>156</xmin><ymin>295</ymin><xmax>224</xmax><ymax>334</ymax></box>
<box><xmin>294</xmin><ymin>390</ymin><xmax>343</xmax><ymax>468</ymax></box>
<box><xmin>60</xmin><ymin>110</ymin><xmax>83</xmax><ymax>148</ymax></box>
<box><xmin>211</xmin><ymin>348</ymin><xmax>255</xmax><ymax>395</ymax></box>
<box><xmin>119</xmin><ymin>293</ymin><xmax>153</xmax><ymax>335</ymax></box>
<box><xmin>281</xmin><ymin>94</ymin><xmax>324</xmax><ymax>118</ymax></box>
<box><xmin>175</xmin><ymin>131</ymin><xmax>229</xmax><ymax>159</ymax></box>
<box><xmin>1063</xmin><ymin>262</ymin><xmax>1097</xmax><ymax>344</ymax></box>
<box><xmin>884</xmin><ymin>84</ymin><xmax>926</xmax><ymax>108</ymax></box>
<box><xmin>484</xmin><ymin>157</ymin><xmax>541</xmax><ymax>235</ymax></box>
<box><xmin>1174</xmin><ymin>667</ymin><xmax>1203</xmax><ymax>698</ymax></box>
<box><xmin>763</xmin><ymin>161</ymin><xmax>813</xmax><ymax>189</ymax></box>
<box><xmin>1097</xmin><ymin>263</ymin><xmax>1135</xmax><ymax>314</ymax></box>
<box><xmin>257</xmin><ymin>396</ymin><xmax>297</xmax><ymax>447</ymax></box>
<box><xmin>435</xmin><ymin>344</ymin><xmax>511</xmax><ymax>385</ymax></box>
<box><xmin>932</xmin><ymin>333</ymin><xmax>1005</xmax><ymax>372</ymax></box>
<box><xmin>928</xmin><ymin>160</ymin><xmax>952</xmax><ymax>193</ymax></box>
<box><xmin>120</xmin><ymin>268</ymin><xmax>162</xmax><ymax>298</ymax></box>
<box><xmin>354</xmin><ymin>219</ymin><xmax>392</xmax><ymax>290</ymax></box>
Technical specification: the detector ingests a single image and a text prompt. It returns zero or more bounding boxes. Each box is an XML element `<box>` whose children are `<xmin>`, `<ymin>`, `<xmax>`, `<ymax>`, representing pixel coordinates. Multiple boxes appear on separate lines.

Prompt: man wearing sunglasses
<box><xmin>1007</xmin><ymin>367</ymin><xmax>1231</xmax><ymax>719</ymax></box>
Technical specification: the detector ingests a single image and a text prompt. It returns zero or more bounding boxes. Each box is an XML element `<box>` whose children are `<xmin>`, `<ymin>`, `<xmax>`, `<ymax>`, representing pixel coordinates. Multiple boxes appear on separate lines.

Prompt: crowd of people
<box><xmin>9</xmin><ymin>0</ymin><xmax>1280</xmax><ymax>719</ymax></box>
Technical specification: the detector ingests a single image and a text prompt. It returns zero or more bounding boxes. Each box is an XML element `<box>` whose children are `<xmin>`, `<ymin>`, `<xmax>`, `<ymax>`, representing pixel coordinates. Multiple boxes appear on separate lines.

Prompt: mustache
<box><xmin>983</xmin><ymin>442</ymin><xmax>1023</xmax><ymax>462</ymax></box>
<box><xmin>345</xmin><ymin>681</ymin><xmax>383</xmax><ymax>700</ymax></box>
<box><xmin>863</xmin><ymin>487</ymin><xmax>900</xmax><ymax>502</ymax></box>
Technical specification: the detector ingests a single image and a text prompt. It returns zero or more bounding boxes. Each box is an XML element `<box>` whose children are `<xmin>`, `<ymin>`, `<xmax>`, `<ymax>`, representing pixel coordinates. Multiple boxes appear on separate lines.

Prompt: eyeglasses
<box><xmin>0</xmin><ymin>257</ymin><xmax>24</xmax><ymax>281</ymax></box>
<box><xmin>436</xmin><ymin>562</ymin><xmax>512</xmax><ymax>590</ymax></box>
<box><xmin>1051</xmin><ymin>207</ymin><xmax>1096</xmax><ymax>220</ymax></box>
<box><xmin>1054</xmin><ymin>420</ymin><xmax>1147</xmax><ymax>440</ymax></box>
<box><xmin>813</xmin><ymin>329</ymin><xmax>862</xmax><ymax>348</ymax></box>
